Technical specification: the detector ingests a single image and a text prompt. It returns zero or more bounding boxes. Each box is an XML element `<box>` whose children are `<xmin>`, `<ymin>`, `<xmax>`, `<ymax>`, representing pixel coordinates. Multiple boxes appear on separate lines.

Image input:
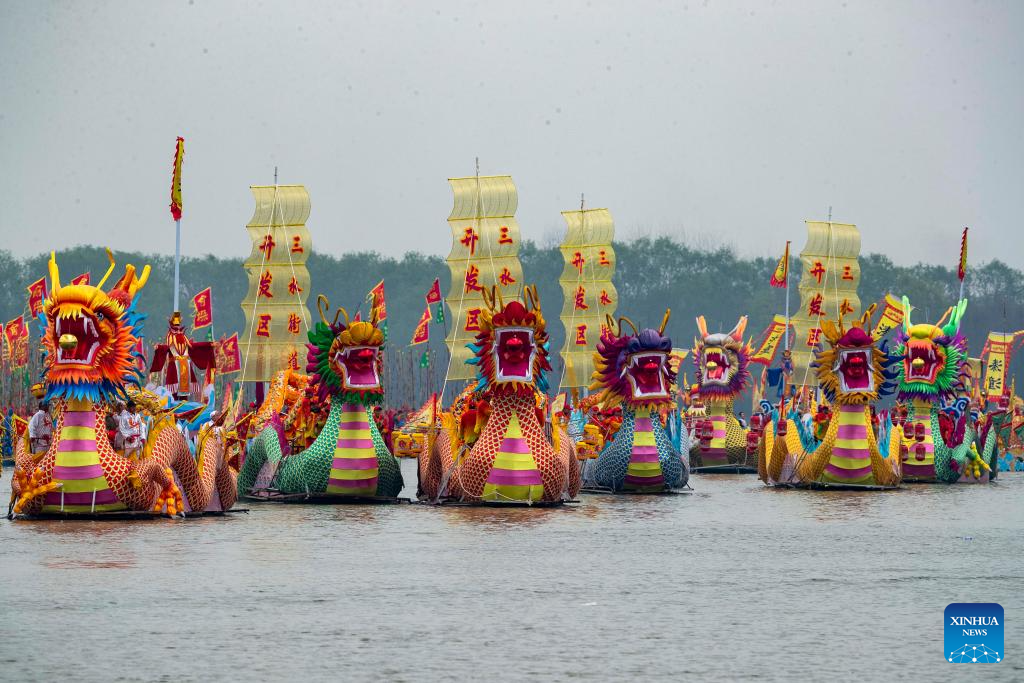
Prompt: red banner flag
<box><xmin>367</xmin><ymin>280</ymin><xmax>387</xmax><ymax>321</ymax></box>
<box><xmin>71</xmin><ymin>272</ymin><xmax>90</xmax><ymax>286</ymax></box>
<box><xmin>769</xmin><ymin>241</ymin><xmax>790</xmax><ymax>288</ymax></box>
<box><xmin>27</xmin><ymin>277</ymin><xmax>48</xmax><ymax>318</ymax></box>
<box><xmin>3</xmin><ymin>316</ymin><xmax>28</xmax><ymax>368</ymax></box>
<box><xmin>411</xmin><ymin>305</ymin><xmax>431</xmax><ymax>345</ymax></box>
<box><xmin>170</xmin><ymin>136</ymin><xmax>185</xmax><ymax>221</ymax></box>
<box><xmin>425</xmin><ymin>278</ymin><xmax>442</xmax><ymax>305</ymax></box>
<box><xmin>216</xmin><ymin>333</ymin><xmax>242</xmax><ymax>374</ymax></box>
<box><xmin>958</xmin><ymin>226</ymin><xmax>969</xmax><ymax>282</ymax></box>
<box><xmin>192</xmin><ymin>287</ymin><xmax>213</xmax><ymax>329</ymax></box>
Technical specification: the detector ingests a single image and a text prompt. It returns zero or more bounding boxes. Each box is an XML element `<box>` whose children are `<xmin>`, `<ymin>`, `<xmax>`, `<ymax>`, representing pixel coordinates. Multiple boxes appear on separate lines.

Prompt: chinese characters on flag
<box><xmin>574</xmin><ymin>323</ymin><xmax>588</xmax><ymax>345</ymax></box>
<box><xmin>411</xmin><ymin>306</ymin><xmax>431</xmax><ymax>345</ymax></box>
<box><xmin>216</xmin><ymin>333</ymin><xmax>242</xmax><ymax>374</ymax></box>
<box><xmin>3</xmin><ymin>316</ymin><xmax>29</xmax><ymax>368</ymax></box>
<box><xmin>464</xmin><ymin>308</ymin><xmax>482</xmax><ymax>332</ymax></box>
<box><xmin>258</xmin><ymin>271</ymin><xmax>274</xmax><ymax>298</ymax></box>
<box><xmin>192</xmin><ymin>287</ymin><xmax>213</xmax><ymax>329</ymax></box>
<box><xmin>256</xmin><ymin>314</ymin><xmax>272</xmax><ymax>338</ymax></box>
<box><xmin>27</xmin><ymin>278</ymin><xmax>48</xmax><ymax>318</ymax></box>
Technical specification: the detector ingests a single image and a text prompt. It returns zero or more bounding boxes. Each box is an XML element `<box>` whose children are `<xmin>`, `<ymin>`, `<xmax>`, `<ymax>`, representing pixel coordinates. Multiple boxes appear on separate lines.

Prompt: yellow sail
<box><xmin>238</xmin><ymin>185</ymin><xmax>313</xmax><ymax>382</ymax></box>
<box><xmin>444</xmin><ymin>175</ymin><xmax>524</xmax><ymax>381</ymax></box>
<box><xmin>557</xmin><ymin>207</ymin><xmax>617</xmax><ymax>388</ymax></box>
<box><xmin>790</xmin><ymin>220</ymin><xmax>861</xmax><ymax>387</ymax></box>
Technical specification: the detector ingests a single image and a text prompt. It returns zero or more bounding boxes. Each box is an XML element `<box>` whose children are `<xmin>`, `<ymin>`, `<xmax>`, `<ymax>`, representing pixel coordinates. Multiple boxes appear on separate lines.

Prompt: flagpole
<box><xmin>174</xmin><ymin>219</ymin><xmax>181</xmax><ymax>313</ymax></box>
<box><xmin>784</xmin><ymin>240</ymin><xmax>791</xmax><ymax>351</ymax></box>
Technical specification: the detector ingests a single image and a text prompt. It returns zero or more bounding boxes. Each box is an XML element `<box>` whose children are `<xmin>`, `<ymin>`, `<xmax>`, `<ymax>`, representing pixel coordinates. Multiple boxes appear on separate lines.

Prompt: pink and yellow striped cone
<box><xmin>700</xmin><ymin>409</ymin><xmax>730</xmax><ymax>466</ymax></box>
<box><xmin>902</xmin><ymin>399</ymin><xmax>935</xmax><ymax>480</ymax></box>
<box><xmin>43</xmin><ymin>402</ymin><xmax>124</xmax><ymax>512</ymax></box>
<box><xmin>482</xmin><ymin>412</ymin><xmax>544</xmax><ymax>503</ymax></box>
<box><xmin>326</xmin><ymin>403</ymin><xmax>379</xmax><ymax>496</ymax></box>
<box><xmin>624</xmin><ymin>407</ymin><xmax>665</xmax><ymax>491</ymax></box>
<box><xmin>821</xmin><ymin>405</ymin><xmax>874</xmax><ymax>485</ymax></box>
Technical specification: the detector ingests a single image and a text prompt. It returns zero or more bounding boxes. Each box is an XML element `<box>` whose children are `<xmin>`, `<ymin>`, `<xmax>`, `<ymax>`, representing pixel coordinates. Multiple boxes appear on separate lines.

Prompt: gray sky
<box><xmin>2</xmin><ymin>0</ymin><xmax>1022</xmax><ymax>266</ymax></box>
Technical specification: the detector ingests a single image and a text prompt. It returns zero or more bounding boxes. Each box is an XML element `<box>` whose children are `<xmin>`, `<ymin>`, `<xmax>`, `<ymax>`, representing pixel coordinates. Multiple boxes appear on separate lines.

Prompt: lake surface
<box><xmin>1</xmin><ymin>461</ymin><xmax>1022</xmax><ymax>682</ymax></box>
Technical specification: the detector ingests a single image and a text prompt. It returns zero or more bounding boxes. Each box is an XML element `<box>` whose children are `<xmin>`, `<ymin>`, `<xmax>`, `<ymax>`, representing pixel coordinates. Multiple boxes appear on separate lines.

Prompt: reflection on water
<box><xmin>1</xmin><ymin>461</ymin><xmax>1023</xmax><ymax>682</ymax></box>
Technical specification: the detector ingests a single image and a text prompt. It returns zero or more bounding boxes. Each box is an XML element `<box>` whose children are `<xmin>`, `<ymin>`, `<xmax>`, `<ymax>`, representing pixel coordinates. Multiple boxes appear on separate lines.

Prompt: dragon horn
<box><xmin>333</xmin><ymin>307</ymin><xmax>350</xmax><ymax>327</ymax></box>
<box><xmin>48</xmin><ymin>251</ymin><xmax>61</xmax><ymax>293</ymax></box>
<box><xmin>96</xmin><ymin>248</ymin><xmax>116</xmax><ymax>289</ymax></box>
<box><xmin>901</xmin><ymin>296</ymin><xmax>912</xmax><ymax>331</ymax></box>
<box><xmin>696</xmin><ymin>315</ymin><xmax>709</xmax><ymax>339</ymax></box>
<box><xmin>729</xmin><ymin>316</ymin><xmax>748</xmax><ymax>342</ymax></box>
<box><xmin>658</xmin><ymin>308</ymin><xmax>671</xmax><ymax>335</ymax></box>
<box><xmin>859</xmin><ymin>303</ymin><xmax>877</xmax><ymax>330</ymax></box>
<box><xmin>481</xmin><ymin>286</ymin><xmax>495</xmax><ymax>312</ymax></box>
<box><xmin>525</xmin><ymin>284</ymin><xmax>540</xmax><ymax>312</ymax></box>
<box><xmin>934</xmin><ymin>306</ymin><xmax>953</xmax><ymax>328</ymax></box>
<box><xmin>618</xmin><ymin>316</ymin><xmax>638</xmax><ymax>336</ymax></box>
<box><xmin>316</xmin><ymin>294</ymin><xmax>331</xmax><ymax>325</ymax></box>
<box><xmin>943</xmin><ymin>299</ymin><xmax>968</xmax><ymax>337</ymax></box>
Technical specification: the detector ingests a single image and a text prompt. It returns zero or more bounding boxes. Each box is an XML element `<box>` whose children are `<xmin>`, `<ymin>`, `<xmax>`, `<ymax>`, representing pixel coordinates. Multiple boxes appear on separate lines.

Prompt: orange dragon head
<box><xmin>467</xmin><ymin>285</ymin><xmax>552</xmax><ymax>397</ymax></box>
<box><xmin>42</xmin><ymin>249</ymin><xmax>150</xmax><ymax>403</ymax></box>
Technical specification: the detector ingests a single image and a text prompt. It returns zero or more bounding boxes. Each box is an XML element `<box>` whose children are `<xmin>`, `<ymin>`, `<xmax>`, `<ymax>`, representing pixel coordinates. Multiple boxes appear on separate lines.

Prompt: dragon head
<box><xmin>467</xmin><ymin>285</ymin><xmax>551</xmax><ymax>396</ymax></box>
<box><xmin>894</xmin><ymin>297</ymin><xmax>968</xmax><ymax>402</ymax></box>
<box><xmin>42</xmin><ymin>250</ymin><xmax>150</xmax><ymax>403</ymax></box>
<box><xmin>692</xmin><ymin>316</ymin><xmax>752</xmax><ymax>403</ymax></box>
<box><xmin>590</xmin><ymin>310</ymin><xmax>676</xmax><ymax>409</ymax></box>
<box><xmin>307</xmin><ymin>295</ymin><xmax>386</xmax><ymax>406</ymax></box>
<box><xmin>814</xmin><ymin>304</ymin><xmax>898</xmax><ymax>405</ymax></box>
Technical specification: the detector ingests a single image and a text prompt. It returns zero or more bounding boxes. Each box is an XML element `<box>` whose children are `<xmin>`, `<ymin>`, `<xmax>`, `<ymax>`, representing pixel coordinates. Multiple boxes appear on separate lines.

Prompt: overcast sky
<box><xmin>2</xmin><ymin>1</ymin><xmax>1022</xmax><ymax>267</ymax></box>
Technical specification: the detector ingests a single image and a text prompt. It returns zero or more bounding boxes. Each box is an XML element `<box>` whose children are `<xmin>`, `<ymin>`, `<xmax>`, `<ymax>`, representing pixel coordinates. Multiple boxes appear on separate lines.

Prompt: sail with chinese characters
<box><xmin>557</xmin><ymin>207</ymin><xmax>617</xmax><ymax>388</ymax></box>
<box><xmin>444</xmin><ymin>175</ymin><xmax>524</xmax><ymax>381</ymax></box>
<box><xmin>790</xmin><ymin>221</ymin><xmax>861</xmax><ymax>387</ymax></box>
<box><xmin>238</xmin><ymin>185</ymin><xmax>313</xmax><ymax>382</ymax></box>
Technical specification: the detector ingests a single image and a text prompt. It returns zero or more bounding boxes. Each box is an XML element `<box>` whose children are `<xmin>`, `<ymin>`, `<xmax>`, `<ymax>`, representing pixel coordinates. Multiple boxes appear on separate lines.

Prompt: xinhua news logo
<box><xmin>944</xmin><ymin>603</ymin><xmax>1003</xmax><ymax>663</ymax></box>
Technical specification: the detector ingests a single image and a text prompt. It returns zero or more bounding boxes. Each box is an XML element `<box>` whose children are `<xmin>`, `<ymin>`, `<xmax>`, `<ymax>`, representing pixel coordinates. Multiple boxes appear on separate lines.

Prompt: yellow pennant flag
<box><xmin>769</xmin><ymin>241</ymin><xmax>790</xmax><ymax>288</ymax></box>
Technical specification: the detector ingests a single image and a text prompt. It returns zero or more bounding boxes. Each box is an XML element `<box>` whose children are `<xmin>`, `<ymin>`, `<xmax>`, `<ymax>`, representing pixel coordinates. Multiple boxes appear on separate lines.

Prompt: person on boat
<box><xmin>105</xmin><ymin>406</ymin><xmax>119</xmax><ymax>445</ymax></box>
<box><xmin>120</xmin><ymin>401</ymin><xmax>144</xmax><ymax>460</ymax></box>
<box><xmin>28</xmin><ymin>401</ymin><xmax>52</xmax><ymax>454</ymax></box>
<box><xmin>736</xmin><ymin>411</ymin><xmax>748</xmax><ymax>429</ymax></box>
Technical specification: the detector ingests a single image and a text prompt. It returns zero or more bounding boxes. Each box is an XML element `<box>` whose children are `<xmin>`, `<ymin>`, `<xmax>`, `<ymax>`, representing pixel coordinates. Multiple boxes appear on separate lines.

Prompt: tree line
<box><xmin>2</xmin><ymin>239</ymin><xmax>1022</xmax><ymax>392</ymax></box>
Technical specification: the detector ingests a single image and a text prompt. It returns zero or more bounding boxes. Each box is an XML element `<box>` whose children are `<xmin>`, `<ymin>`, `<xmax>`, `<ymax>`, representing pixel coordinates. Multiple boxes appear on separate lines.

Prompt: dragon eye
<box><xmin>96</xmin><ymin>311</ymin><xmax>105</xmax><ymax>321</ymax></box>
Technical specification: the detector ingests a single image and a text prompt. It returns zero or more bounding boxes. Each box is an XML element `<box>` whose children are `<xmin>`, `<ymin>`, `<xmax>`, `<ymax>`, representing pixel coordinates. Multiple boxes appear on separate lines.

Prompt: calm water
<box><xmin>1</xmin><ymin>461</ymin><xmax>1022</xmax><ymax>682</ymax></box>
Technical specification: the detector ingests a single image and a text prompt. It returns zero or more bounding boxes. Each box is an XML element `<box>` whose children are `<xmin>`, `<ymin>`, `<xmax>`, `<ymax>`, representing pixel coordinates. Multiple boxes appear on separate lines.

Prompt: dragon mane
<box><xmin>692</xmin><ymin>316</ymin><xmax>752</xmax><ymax>402</ymax></box>
<box><xmin>466</xmin><ymin>285</ymin><xmax>551</xmax><ymax>397</ymax></box>
<box><xmin>590</xmin><ymin>311</ymin><xmax>676</xmax><ymax>410</ymax></box>
<box><xmin>812</xmin><ymin>304</ymin><xmax>899</xmax><ymax>405</ymax></box>
<box><xmin>894</xmin><ymin>297</ymin><xmax>969</xmax><ymax>402</ymax></box>
<box><xmin>306</xmin><ymin>296</ymin><xmax>386</xmax><ymax>406</ymax></box>
<box><xmin>41</xmin><ymin>250</ymin><xmax>149</xmax><ymax>404</ymax></box>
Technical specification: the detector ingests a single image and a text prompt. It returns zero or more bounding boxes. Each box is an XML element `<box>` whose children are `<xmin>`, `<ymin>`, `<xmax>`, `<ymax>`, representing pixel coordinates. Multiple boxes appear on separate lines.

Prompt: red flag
<box><xmin>425</xmin><ymin>278</ymin><xmax>442</xmax><ymax>305</ymax></box>
<box><xmin>958</xmin><ymin>226</ymin><xmax>969</xmax><ymax>282</ymax></box>
<box><xmin>27</xmin><ymin>277</ymin><xmax>48</xmax><ymax>318</ymax></box>
<box><xmin>411</xmin><ymin>305</ymin><xmax>431</xmax><ymax>345</ymax></box>
<box><xmin>192</xmin><ymin>287</ymin><xmax>213</xmax><ymax>329</ymax></box>
<box><xmin>769</xmin><ymin>241</ymin><xmax>790</xmax><ymax>288</ymax></box>
<box><xmin>367</xmin><ymin>280</ymin><xmax>387</xmax><ymax>322</ymax></box>
<box><xmin>170</xmin><ymin>136</ymin><xmax>185</xmax><ymax>221</ymax></box>
<box><xmin>71</xmin><ymin>272</ymin><xmax>90</xmax><ymax>286</ymax></box>
<box><xmin>217</xmin><ymin>333</ymin><xmax>242</xmax><ymax>374</ymax></box>
<box><xmin>3</xmin><ymin>317</ymin><xmax>28</xmax><ymax>368</ymax></box>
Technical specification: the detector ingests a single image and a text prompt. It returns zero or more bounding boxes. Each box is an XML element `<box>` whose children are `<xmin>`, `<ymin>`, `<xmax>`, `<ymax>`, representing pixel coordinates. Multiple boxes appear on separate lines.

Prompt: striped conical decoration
<box><xmin>326</xmin><ymin>403</ymin><xmax>379</xmax><ymax>496</ymax></box>
<box><xmin>624</xmin><ymin>407</ymin><xmax>665</xmax><ymax>491</ymax></box>
<box><xmin>42</xmin><ymin>400</ymin><xmax>124</xmax><ymax>513</ymax></box>
<box><xmin>482</xmin><ymin>412</ymin><xmax>544</xmax><ymax>502</ymax></box>
<box><xmin>902</xmin><ymin>399</ymin><xmax>935</xmax><ymax>480</ymax></box>
<box><xmin>821</xmin><ymin>405</ymin><xmax>874</xmax><ymax>484</ymax></box>
<box><xmin>700</xmin><ymin>404</ymin><xmax>731</xmax><ymax>466</ymax></box>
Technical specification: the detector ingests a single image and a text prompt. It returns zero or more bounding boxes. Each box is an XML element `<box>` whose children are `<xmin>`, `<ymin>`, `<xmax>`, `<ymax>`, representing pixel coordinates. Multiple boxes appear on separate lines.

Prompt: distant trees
<box><xmin>3</xmin><ymin>240</ymin><xmax>1022</xmax><ymax>392</ymax></box>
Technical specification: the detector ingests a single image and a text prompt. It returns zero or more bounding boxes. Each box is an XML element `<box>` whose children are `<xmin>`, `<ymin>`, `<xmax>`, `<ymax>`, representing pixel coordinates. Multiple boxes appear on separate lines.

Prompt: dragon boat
<box><xmin>11</xmin><ymin>251</ymin><xmax>238</xmax><ymax>519</ymax></box>
<box><xmin>418</xmin><ymin>286</ymin><xmax>580</xmax><ymax>506</ymax></box>
<box><xmin>893</xmin><ymin>298</ymin><xmax>996</xmax><ymax>483</ymax></box>
<box><xmin>237</xmin><ymin>298</ymin><xmax>404</xmax><ymax>503</ymax></box>
<box><xmin>688</xmin><ymin>316</ymin><xmax>758</xmax><ymax>473</ymax></box>
<box><xmin>759</xmin><ymin>305</ymin><xmax>903</xmax><ymax>490</ymax></box>
<box><xmin>580</xmin><ymin>311</ymin><xmax>690</xmax><ymax>493</ymax></box>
